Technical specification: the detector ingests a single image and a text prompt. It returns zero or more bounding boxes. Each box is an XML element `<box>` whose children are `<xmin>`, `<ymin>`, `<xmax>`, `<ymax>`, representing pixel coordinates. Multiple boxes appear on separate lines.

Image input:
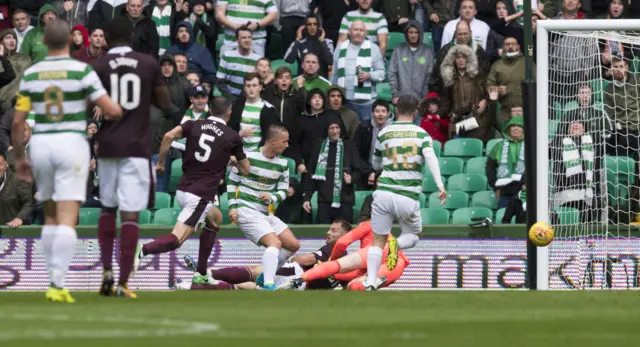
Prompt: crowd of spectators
<box><xmin>0</xmin><ymin>0</ymin><xmax>637</xmax><ymax>228</ymax></box>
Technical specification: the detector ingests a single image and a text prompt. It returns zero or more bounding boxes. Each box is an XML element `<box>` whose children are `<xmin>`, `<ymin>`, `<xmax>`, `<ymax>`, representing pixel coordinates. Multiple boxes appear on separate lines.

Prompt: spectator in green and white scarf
<box><xmin>303</xmin><ymin>119</ymin><xmax>361</xmax><ymax>224</ymax></box>
<box><xmin>486</xmin><ymin>116</ymin><xmax>525</xmax><ymax>209</ymax></box>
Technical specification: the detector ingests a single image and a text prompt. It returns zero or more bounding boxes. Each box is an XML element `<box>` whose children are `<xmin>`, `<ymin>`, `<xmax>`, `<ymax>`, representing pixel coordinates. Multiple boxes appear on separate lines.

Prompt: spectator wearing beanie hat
<box><xmin>419</xmin><ymin>91</ymin><xmax>449</xmax><ymax>144</ymax></box>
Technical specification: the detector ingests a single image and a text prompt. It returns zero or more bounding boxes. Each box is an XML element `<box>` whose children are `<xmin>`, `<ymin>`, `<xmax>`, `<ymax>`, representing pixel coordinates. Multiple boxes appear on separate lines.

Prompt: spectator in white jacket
<box><xmin>441</xmin><ymin>0</ymin><xmax>490</xmax><ymax>50</ymax></box>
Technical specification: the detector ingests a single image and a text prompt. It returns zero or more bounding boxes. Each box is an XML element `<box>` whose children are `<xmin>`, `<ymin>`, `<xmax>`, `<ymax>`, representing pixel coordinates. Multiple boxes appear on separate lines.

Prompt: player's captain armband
<box><xmin>15</xmin><ymin>93</ymin><xmax>32</xmax><ymax>112</ymax></box>
<box><xmin>26</xmin><ymin>112</ymin><xmax>36</xmax><ymax>128</ymax></box>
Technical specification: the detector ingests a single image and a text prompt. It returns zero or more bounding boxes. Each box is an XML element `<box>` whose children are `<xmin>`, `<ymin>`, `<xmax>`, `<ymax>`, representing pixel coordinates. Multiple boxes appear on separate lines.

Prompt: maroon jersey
<box><xmin>92</xmin><ymin>47</ymin><xmax>165</xmax><ymax>158</ymax></box>
<box><xmin>178</xmin><ymin>117</ymin><xmax>246</xmax><ymax>201</ymax></box>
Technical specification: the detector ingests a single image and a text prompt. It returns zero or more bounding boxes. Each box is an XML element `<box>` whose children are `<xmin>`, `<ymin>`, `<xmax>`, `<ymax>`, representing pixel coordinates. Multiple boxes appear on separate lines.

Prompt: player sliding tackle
<box><xmin>134</xmin><ymin>96</ymin><xmax>249</xmax><ymax>287</ymax></box>
<box><xmin>93</xmin><ymin>17</ymin><xmax>171</xmax><ymax>299</ymax></box>
<box><xmin>227</xmin><ymin>124</ymin><xmax>300</xmax><ymax>291</ymax></box>
<box><xmin>12</xmin><ymin>19</ymin><xmax>123</xmax><ymax>303</ymax></box>
<box><xmin>365</xmin><ymin>93</ymin><xmax>445</xmax><ymax>290</ymax></box>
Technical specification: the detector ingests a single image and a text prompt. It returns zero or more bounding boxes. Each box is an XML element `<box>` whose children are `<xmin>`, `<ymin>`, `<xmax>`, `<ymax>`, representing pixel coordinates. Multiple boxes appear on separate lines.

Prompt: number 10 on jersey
<box><xmin>110</xmin><ymin>73</ymin><xmax>141</xmax><ymax>110</ymax></box>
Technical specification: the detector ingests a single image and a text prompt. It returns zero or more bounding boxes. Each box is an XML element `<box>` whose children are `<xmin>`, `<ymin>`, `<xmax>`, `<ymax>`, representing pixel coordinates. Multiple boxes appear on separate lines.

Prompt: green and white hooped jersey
<box><xmin>240</xmin><ymin>99</ymin><xmax>271</xmax><ymax>152</ymax></box>
<box><xmin>18</xmin><ymin>56</ymin><xmax>106</xmax><ymax>135</ymax></box>
<box><xmin>216</xmin><ymin>49</ymin><xmax>261</xmax><ymax>96</ymax></box>
<box><xmin>227</xmin><ymin>148</ymin><xmax>289</xmax><ymax>215</ymax></box>
<box><xmin>373</xmin><ymin>122</ymin><xmax>434</xmax><ymax>200</ymax></box>
<box><xmin>339</xmin><ymin>10</ymin><xmax>388</xmax><ymax>44</ymax></box>
<box><xmin>218</xmin><ymin>0</ymin><xmax>277</xmax><ymax>44</ymax></box>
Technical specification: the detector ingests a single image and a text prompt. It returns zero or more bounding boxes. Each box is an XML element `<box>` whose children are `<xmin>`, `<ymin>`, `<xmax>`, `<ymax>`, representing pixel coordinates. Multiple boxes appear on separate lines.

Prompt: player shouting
<box><xmin>134</xmin><ymin>96</ymin><xmax>249</xmax><ymax>287</ymax></box>
<box><xmin>12</xmin><ymin>19</ymin><xmax>122</xmax><ymax>303</ymax></box>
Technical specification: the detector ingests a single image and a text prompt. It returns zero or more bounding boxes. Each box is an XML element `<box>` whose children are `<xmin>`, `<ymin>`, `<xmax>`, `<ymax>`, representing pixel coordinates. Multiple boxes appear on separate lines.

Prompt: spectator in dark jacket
<box><xmin>303</xmin><ymin>119</ymin><xmax>360</xmax><ymax>223</ymax></box>
<box><xmin>122</xmin><ymin>0</ymin><xmax>160</xmax><ymax>59</ymax></box>
<box><xmin>284</xmin><ymin>15</ymin><xmax>334</xmax><ymax>78</ymax></box>
<box><xmin>53</xmin><ymin>0</ymin><xmax>89</xmax><ymax>28</ymax></box>
<box><xmin>188</xmin><ymin>0</ymin><xmax>218</xmax><ymax>63</ymax></box>
<box><xmin>294</xmin><ymin>88</ymin><xmax>346</xmax><ymax>178</ymax></box>
<box><xmin>354</xmin><ymin>99</ymin><xmax>392</xmax><ymax>190</ymax></box>
<box><xmin>311</xmin><ymin>0</ymin><xmax>357</xmax><ymax>45</ymax></box>
<box><xmin>327</xmin><ymin>84</ymin><xmax>360</xmax><ymax>140</ymax></box>
<box><xmin>0</xmin><ymin>107</ymin><xmax>12</xmax><ymax>155</ymax></box>
<box><xmin>261</xmin><ymin>66</ymin><xmax>306</xmax><ymax>160</ymax></box>
<box><xmin>88</xmin><ymin>0</ymin><xmax>126</xmax><ymax>32</ymax></box>
<box><xmin>159</xmin><ymin>54</ymin><xmax>191</xmax><ymax>125</ymax></box>
<box><xmin>166</xmin><ymin>21</ymin><xmax>216</xmax><ymax>82</ymax></box>
<box><xmin>0</xmin><ymin>152</ymin><xmax>33</xmax><ymax>227</ymax></box>
<box><xmin>275</xmin><ymin>177</ymin><xmax>305</xmax><ymax>224</ymax></box>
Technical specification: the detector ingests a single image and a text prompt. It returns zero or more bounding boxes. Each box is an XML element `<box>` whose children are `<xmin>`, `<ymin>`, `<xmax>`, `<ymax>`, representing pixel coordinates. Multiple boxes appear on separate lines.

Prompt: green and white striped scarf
<box><xmin>189</xmin><ymin>12</ymin><xmax>209</xmax><ymax>47</ymax></box>
<box><xmin>312</xmin><ymin>138</ymin><xmax>344</xmax><ymax>208</ymax></box>
<box><xmin>336</xmin><ymin>39</ymin><xmax>373</xmax><ymax>102</ymax></box>
<box><xmin>152</xmin><ymin>5</ymin><xmax>172</xmax><ymax>55</ymax></box>
<box><xmin>496</xmin><ymin>139</ymin><xmax>525</xmax><ymax>187</ymax></box>
<box><xmin>562</xmin><ymin>135</ymin><xmax>594</xmax><ymax>189</ymax></box>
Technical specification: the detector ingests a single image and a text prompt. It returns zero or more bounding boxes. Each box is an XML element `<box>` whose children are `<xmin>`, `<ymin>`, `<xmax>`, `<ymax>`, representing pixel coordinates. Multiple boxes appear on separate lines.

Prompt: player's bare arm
<box><xmin>236</xmin><ymin>158</ymin><xmax>250</xmax><ymax>176</ymax></box>
<box><xmin>12</xmin><ymin>95</ymin><xmax>31</xmax><ymax>181</ymax></box>
<box><xmin>215</xmin><ymin>4</ymin><xmax>238</xmax><ymax>30</ymax></box>
<box><xmin>290</xmin><ymin>254</ymin><xmax>317</xmax><ymax>267</ymax></box>
<box><xmin>94</xmin><ymin>94</ymin><xmax>123</xmax><ymax>121</ymax></box>
<box><xmin>156</xmin><ymin>125</ymin><xmax>184</xmax><ymax>174</ymax></box>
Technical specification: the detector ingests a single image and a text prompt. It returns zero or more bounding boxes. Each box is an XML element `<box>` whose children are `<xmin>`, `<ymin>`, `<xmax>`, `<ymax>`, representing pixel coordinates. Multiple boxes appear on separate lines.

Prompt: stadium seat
<box><xmin>606</xmin><ymin>156</ymin><xmax>636</xmax><ymax>185</ymax></box>
<box><xmin>171</xmin><ymin>159</ymin><xmax>183</xmax><ymax>176</ymax></box>
<box><xmin>443</xmin><ymin>138</ymin><xmax>483</xmax><ymax>160</ymax></box>
<box><xmin>353</xmin><ymin>191</ymin><xmax>373</xmax><ymax>221</ymax></box>
<box><xmin>562</xmin><ymin>101</ymin><xmax>579</xmax><ymax>119</ymax></box>
<box><xmin>429</xmin><ymin>191</ymin><xmax>468</xmax><ymax>210</ymax></box>
<box><xmin>284</xmin><ymin>157</ymin><xmax>300</xmax><ymax>180</ymax></box>
<box><xmin>168</xmin><ymin>175</ymin><xmax>180</xmax><ymax>193</ymax></box>
<box><xmin>311</xmin><ymin>192</ymin><xmax>318</xmax><ymax>222</ymax></box>
<box><xmin>554</xmin><ymin>207</ymin><xmax>580</xmax><ymax>225</ymax></box>
<box><xmin>548</xmin><ymin>120</ymin><xmax>560</xmax><ymax>139</ymax></box>
<box><xmin>117</xmin><ymin>209</ymin><xmax>152</xmax><ymax>225</ymax></box>
<box><xmin>494</xmin><ymin>208</ymin><xmax>515</xmax><ymax>224</ymax></box>
<box><xmin>78</xmin><ymin>208</ymin><xmax>101</xmax><ymax>225</ymax></box>
<box><xmin>465</xmin><ymin>157</ymin><xmax>487</xmax><ymax>174</ymax></box>
<box><xmin>589</xmin><ymin>79</ymin><xmax>609</xmax><ymax>103</ymax></box>
<box><xmin>154</xmin><ymin>192</ymin><xmax>171</xmax><ymax>209</ymax></box>
<box><xmin>386</xmin><ymin>32</ymin><xmax>405</xmax><ymax>58</ymax></box>
<box><xmin>423</xmin><ymin>31</ymin><xmax>433</xmax><ymax>47</ymax></box>
<box><xmin>447</xmin><ymin>173</ymin><xmax>488</xmax><ymax>193</ymax></box>
<box><xmin>219</xmin><ymin>194</ymin><xmax>231</xmax><ymax>224</ymax></box>
<box><xmin>271</xmin><ymin>59</ymin><xmax>298</xmax><ymax>75</ymax></box>
<box><xmin>213</xmin><ymin>85</ymin><xmax>223</xmax><ymax>97</ymax></box>
<box><xmin>420</xmin><ymin>208</ymin><xmax>450</xmax><ymax>224</ymax></box>
<box><xmin>438</xmin><ymin>157</ymin><xmax>464</xmax><ymax>177</ymax></box>
<box><xmin>215</xmin><ymin>33</ymin><xmax>224</xmax><ymax>52</ymax></box>
<box><xmin>153</xmin><ymin>208</ymin><xmax>180</xmax><ymax>225</ymax></box>
<box><xmin>173</xmin><ymin>197</ymin><xmax>181</xmax><ymax>208</ymax></box>
<box><xmin>377</xmin><ymin>83</ymin><xmax>392</xmax><ymax>101</ymax></box>
<box><xmin>471</xmin><ymin>191</ymin><xmax>498</xmax><ymax>210</ymax></box>
<box><xmin>422</xmin><ymin>174</ymin><xmax>446</xmax><ymax>193</ymax></box>
<box><xmin>419</xmin><ymin>192</ymin><xmax>427</xmax><ymax>208</ymax></box>
<box><xmin>451</xmin><ymin>207</ymin><xmax>493</xmax><ymax>225</ymax></box>
<box><xmin>432</xmin><ymin>140</ymin><xmax>442</xmax><ymax>157</ymax></box>
<box><xmin>485</xmin><ymin>139</ymin><xmax>501</xmax><ymax>156</ymax></box>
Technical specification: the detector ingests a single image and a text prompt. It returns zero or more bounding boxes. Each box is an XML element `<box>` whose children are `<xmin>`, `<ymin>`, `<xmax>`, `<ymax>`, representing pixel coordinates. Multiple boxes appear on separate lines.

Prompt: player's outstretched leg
<box><xmin>98</xmin><ymin>208</ymin><xmax>117</xmax><ymax>296</ymax></box>
<box><xmin>44</xmin><ymin>201</ymin><xmax>79</xmax><ymax>304</ymax></box>
<box><xmin>193</xmin><ymin>207</ymin><xmax>221</xmax><ymax>284</ymax></box>
<box><xmin>114</xmin><ymin>211</ymin><xmax>140</xmax><ymax>299</ymax></box>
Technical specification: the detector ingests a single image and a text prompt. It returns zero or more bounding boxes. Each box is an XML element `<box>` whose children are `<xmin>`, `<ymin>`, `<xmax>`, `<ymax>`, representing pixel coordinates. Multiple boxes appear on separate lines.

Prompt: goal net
<box><xmin>537</xmin><ymin>20</ymin><xmax>640</xmax><ymax>290</ymax></box>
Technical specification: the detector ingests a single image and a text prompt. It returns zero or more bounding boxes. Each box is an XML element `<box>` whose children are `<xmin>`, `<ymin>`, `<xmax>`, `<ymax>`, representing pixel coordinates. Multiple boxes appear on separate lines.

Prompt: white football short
<box><xmin>175</xmin><ymin>190</ymin><xmax>214</xmax><ymax>228</ymax></box>
<box><xmin>29</xmin><ymin>133</ymin><xmax>89</xmax><ymax>202</ymax></box>
<box><xmin>236</xmin><ymin>207</ymin><xmax>288</xmax><ymax>245</ymax></box>
<box><xmin>371</xmin><ymin>190</ymin><xmax>422</xmax><ymax>236</ymax></box>
<box><xmin>98</xmin><ymin>157</ymin><xmax>153</xmax><ymax>212</ymax></box>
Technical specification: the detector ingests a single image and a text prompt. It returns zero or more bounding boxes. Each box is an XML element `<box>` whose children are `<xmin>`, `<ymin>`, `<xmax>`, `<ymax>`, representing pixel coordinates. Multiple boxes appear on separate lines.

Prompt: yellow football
<box><xmin>528</xmin><ymin>222</ymin><xmax>554</xmax><ymax>247</ymax></box>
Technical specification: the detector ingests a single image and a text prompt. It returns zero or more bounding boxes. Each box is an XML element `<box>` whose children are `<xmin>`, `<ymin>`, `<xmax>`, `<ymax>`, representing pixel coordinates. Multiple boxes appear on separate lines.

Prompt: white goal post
<box><xmin>536</xmin><ymin>19</ymin><xmax>640</xmax><ymax>290</ymax></box>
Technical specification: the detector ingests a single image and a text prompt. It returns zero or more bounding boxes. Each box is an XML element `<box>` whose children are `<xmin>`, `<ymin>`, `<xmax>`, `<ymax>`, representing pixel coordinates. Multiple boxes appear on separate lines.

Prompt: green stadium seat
<box><xmin>606</xmin><ymin>156</ymin><xmax>636</xmax><ymax>185</ymax></box>
<box><xmin>154</xmin><ymin>192</ymin><xmax>171</xmax><ymax>209</ymax></box>
<box><xmin>485</xmin><ymin>139</ymin><xmax>502</xmax><ymax>156</ymax></box>
<box><xmin>423</xmin><ymin>32</ymin><xmax>433</xmax><ymax>47</ymax></box>
<box><xmin>422</xmin><ymin>174</ymin><xmax>446</xmax><ymax>193</ymax></box>
<box><xmin>213</xmin><ymin>85</ymin><xmax>223</xmax><ymax>97</ymax></box>
<box><xmin>117</xmin><ymin>209</ymin><xmax>152</xmax><ymax>225</ymax></box>
<box><xmin>153</xmin><ymin>208</ymin><xmax>180</xmax><ymax>225</ymax></box>
<box><xmin>562</xmin><ymin>101</ymin><xmax>579</xmax><ymax>119</ymax></box>
<box><xmin>173</xmin><ymin>196</ymin><xmax>181</xmax><ymax>208</ymax></box>
<box><xmin>284</xmin><ymin>157</ymin><xmax>299</xmax><ymax>180</ymax></box>
<box><xmin>471</xmin><ymin>191</ymin><xmax>498</xmax><ymax>209</ymax></box>
<box><xmin>554</xmin><ymin>207</ymin><xmax>580</xmax><ymax>225</ymax></box>
<box><xmin>465</xmin><ymin>157</ymin><xmax>487</xmax><ymax>174</ymax></box>
<box><xmin>438</xmin><ymin>157</ymin><xmax>464</xmax><ymax>177</ymax></box>
<box><xmin>171</xmin><ymin>159</ymin><xmax>183</xmax><ymax>176</ymax></box>
<box><xmin>311</xmin><ymin>191</ymin><xmax>318</xmax><ymax>222</ymax></box>
<box><xmin>495</xmin><ymin>208</ymin><xmax>515</xmax><ymax>224</ymax></box>
<box><xmin>79</xmin><ymin>208</ymin><xmax>101</xmax><ymax>225</ymax></box>
<box><xmin>443</xmin><ymin>138</ymin><xmax>483</xmax><ymax>159</ymax></box>
<box><xmin>386</xmin><ymin>32</ymin><xmax>405</xmax><ymax>58</ymax></box>
<box><xmin>271</xmin><ymin>59</ymin><xmax>298</xmax><ymax>75</ymax></box>
<box><xmin>420</xmin><ymin>208</ymin><xmax>449</xmax><ymax>224</ymax></box>
<box><xmin>429</xmin><ymin>191</ymin><xmax>468</xmax><ymax>210</ymax></box>
<box><xmin>376</xmin><ymin>83</ymin><xmax>392</xmax><ymax>101</ymax></box>
<box><xmin>451</xmin><ymin>207</ymin><xmax>493</xmax><ymax>225</ymax></box>
<box><xmin>447</xmin><ymin>173</ymin><xmax>488</xmax><ymax>193</ymax></box>
<box><xmin>168</xmin><ymin>175</ymin><xmax>180</xmax><ymax>193</ymax></box>
<box><xmin>432</xmin><ymin>140</ymin><xmax>442</xmax><ymax>157</ymax></box>
<box><xmin>216</xmin><ymin>33</ymin><xmax>224</xmax><ymax>52</ymax></box>
<box><xmin>419</xmin><ymin>192</ymin><xmax>427</xmax><ymax>208</ymax></box>
<box><xmin>353</xmin><ymin>191</ymin><xmax>373</xmax><ymax>221</ymax></box>
<box><xmin>589</xmin><ymin>79</ymin><xmax>609</xmax><ymax>103</ymax></box>
<box><xmin>219</xmin><ymin>194</ymin><xmax>231</xmax><ymax>224</ymax></box>
<box><xmin>548</xmin><ymin>120</ymin><xmax>560</xmax><ymax>140</ymax></box>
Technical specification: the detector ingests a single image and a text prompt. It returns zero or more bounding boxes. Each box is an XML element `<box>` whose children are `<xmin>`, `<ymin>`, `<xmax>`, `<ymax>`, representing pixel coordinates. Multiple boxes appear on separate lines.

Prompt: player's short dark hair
<box><xmin>274</xmin><ymin>66</ymin><xmax>292</xmax><ymax>79</ymax></box>
<box><xmin>395</xmin><ymin>93</ymin><xmax>420</xmax><ymax>117</ymax></box>
<box><xmin>44</xmin><ymin>19</ymin><xmax>71</xmax><ymax>50</ymax></box>
<box><xmin>106</xmin><ymin>17</ymin><xmax>134</xmax><ymax>47</ymax></box>
<box><xmin>235</xmin><ymin>26</ymin><xmax>252</xmax><ymax>39</ymax></box>
<box><xmin>332</xmin><ymin>219</ymin><xmax>351</xmax><ymax>233</ymax></box>
<box><xmin>244</xmin><ymin>72</ymin><xmax>261</xmax><ymax>84</ymax></box>
<box><xmin>372</xmin><ymin>99</ymin><xmax>390</xmax><ymax>112</ymax></box>
<box><xmin>210</xmin><ymin>96</ymin><xmax>231</xmax><ymax>117</ymax></box>
<box><xmin>267</xmin><ymin>125</ymin><xmax>288</xmax><ymax>140</ymax></box>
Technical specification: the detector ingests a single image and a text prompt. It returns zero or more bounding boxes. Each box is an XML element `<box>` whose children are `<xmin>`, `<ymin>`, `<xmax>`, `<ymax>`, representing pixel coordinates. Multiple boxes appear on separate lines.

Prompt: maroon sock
<box><xmin>191</xmin><ymin>282</ymin><xmax>235</xmax><ymax>290</ymax></box>
<box><xmin>118</xmin><ymin>221</ymin><xmax>140</xmax><ymax>286</ymax></box>
<box><xmin>197</xmin><ymin>226</ymin><xmax>218</xmax><ymax>276</ymax></box>
<box><xmin>98</xmin><ymin>212</ymin><xmax>117</xmax><ymax>270</ymax></box>
<box><xmin>142</xmin><ymin>234</ymin><xmax>179</xmax><ymax>255</ymax></box>
<box><xmin>210</xmin><ymin>266</ymin><xmax>253</xmax><ymax>284</ymax></box>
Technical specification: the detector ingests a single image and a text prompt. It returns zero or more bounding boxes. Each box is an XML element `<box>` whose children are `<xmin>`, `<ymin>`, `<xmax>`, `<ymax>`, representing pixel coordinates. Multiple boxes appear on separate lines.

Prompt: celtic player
<box><xmin>364</xmin><ymin>94</ymin><xmax>446</xmax><ymax>290</ymax></box>
<box><xmin>227</xmin><ymin>125</ymin><xmax>300</xmax><ymax>291</ymax></box>
<box><xmin>11</xmin><ymin>20</ymin><xmax>122</xmax><ymax>303</ymax></box>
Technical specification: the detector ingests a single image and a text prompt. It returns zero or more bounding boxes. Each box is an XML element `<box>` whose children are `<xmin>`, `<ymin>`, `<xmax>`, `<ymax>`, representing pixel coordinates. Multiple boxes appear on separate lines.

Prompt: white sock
<box><xmin>49</xmin><ymin>225</ymin><xmax>78</xmax><ymax>289</ymax></box>
<box><xmin>41</xmin><ymin>225</ymin><xmax>57</xmax><ymax>285</ymax></box>
<box><xmin>277</xmin><ymin>248</ymin><xmax>294</xmax><ymax>269</ymax></box>
<box><xmin>261</xmin><ymin>246</ymin><xmax>280</xmax><ymax>285</ymax></box>
<box><xmin>397</xmin><ymin>234</ymin><xmax>419</xmax><ymax>250</ymax></box>
<box><xmin>366</xmin><ymin>246</ymin><xmax>383</xmax><ymax>287</ymax></box>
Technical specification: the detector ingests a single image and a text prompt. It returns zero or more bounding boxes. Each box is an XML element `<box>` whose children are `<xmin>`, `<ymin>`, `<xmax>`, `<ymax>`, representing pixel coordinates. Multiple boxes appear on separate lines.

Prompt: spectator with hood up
<box><xmin>284</xmin><ymin>15</ymin><xmax>334</xmax><ymax>78</ymax></box>
<box><xmin>20</xmin><ymin>3</ymin><xmax>58</xmax><ymax>63</ymax></box>
<box><xmin>389</xmin><ymin>20</ymin><xmax>433</xmax><ymax>104</ymax></box>
<box><xmin>0</xmin><ymin>29</ymin><xmax>31</xmax><ymax>115</ymax></box>
<box><xmin>158</xmin><ymin>53</ymin><xmax>191</xmax><ymax>124</ymax></box>
<box><xmin>71</xmin><ymin>24</ymin><xmax>89</xmax><ymax>53</ymax></box>
<box><xmin>166</xmin><ymin>21</ymin><xmax>217</xmax><ymax>83</ymax></box>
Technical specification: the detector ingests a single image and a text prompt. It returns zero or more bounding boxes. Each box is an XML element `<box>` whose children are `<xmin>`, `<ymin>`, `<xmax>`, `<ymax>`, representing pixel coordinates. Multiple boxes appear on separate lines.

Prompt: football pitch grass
<box><xmin>1</xmin><ymin>291</ymin><xmax>639</xmax><ymax>347</ymax></box>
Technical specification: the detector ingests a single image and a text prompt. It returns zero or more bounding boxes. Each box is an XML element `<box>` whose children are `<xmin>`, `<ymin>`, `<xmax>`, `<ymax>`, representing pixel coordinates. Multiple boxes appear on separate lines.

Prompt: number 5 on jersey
<box><xmin>195</xmin><ymin>134</ymin><xmax>215</xmax><ymax>162</ymax></box>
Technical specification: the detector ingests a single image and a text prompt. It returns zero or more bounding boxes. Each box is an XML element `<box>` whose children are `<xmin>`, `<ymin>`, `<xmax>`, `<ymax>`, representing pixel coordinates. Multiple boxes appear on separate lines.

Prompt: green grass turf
<box><xmin>1</xmin><ymin>291</ymin><xmax>639</xmax><ymax>347</ymax></box>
